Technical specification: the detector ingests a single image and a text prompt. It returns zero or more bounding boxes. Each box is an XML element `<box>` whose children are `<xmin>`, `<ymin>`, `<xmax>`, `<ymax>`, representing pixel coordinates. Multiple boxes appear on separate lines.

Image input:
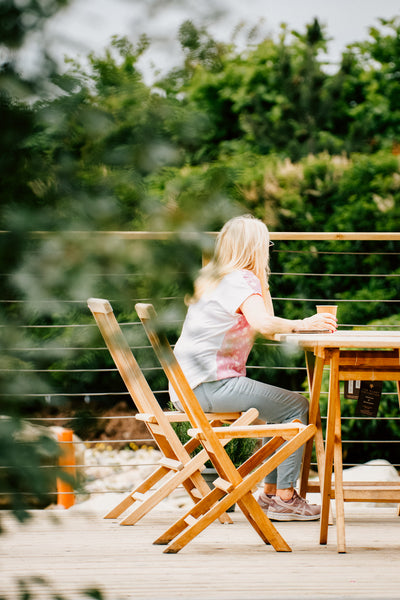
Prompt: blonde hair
<box><xmin>188</xmin><ymin>214</ymin><xmax>271</xmax><ymax>305</ymax></box>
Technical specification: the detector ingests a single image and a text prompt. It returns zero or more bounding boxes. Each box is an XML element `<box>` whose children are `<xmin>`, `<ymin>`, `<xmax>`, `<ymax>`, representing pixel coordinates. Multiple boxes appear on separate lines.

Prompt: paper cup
<box><xmin>316</xmin><ymin>305</ymin><xmax>337</xmax><ymax>317</ymax></box>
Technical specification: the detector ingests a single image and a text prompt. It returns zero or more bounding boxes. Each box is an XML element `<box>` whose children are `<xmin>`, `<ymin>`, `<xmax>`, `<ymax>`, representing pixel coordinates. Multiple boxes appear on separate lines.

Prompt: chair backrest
<box><xmin>135</xmin><ymin>303</ymin><xmax>243</xmax><ymax>483</ymax></box>
<box><xmin>87</xmin><ymin>298</ymin><xmax>193</xmax><ymax>462</ymax></box>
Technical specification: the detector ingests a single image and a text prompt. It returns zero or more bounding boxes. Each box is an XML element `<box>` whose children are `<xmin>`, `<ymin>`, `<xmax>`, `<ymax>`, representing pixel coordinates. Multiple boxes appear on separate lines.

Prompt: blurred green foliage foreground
<box><xmin>1</xmin><ymin>0</ymin><xmax>400</xmax><ymax>539</ymax></box>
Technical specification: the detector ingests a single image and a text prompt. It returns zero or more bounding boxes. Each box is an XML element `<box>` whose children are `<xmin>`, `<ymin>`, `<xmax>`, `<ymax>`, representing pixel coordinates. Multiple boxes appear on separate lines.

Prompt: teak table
<box><xmin>274</xmin><ymin>330</ymin><xmax>400</xmax><ymax>552</ymax></box>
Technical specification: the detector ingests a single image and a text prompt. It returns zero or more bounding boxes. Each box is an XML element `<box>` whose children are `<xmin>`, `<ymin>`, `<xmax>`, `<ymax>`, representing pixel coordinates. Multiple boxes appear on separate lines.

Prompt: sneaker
<box><xmin>267</xmin><ymin>490</ymin><xmax>321</xmax><ymax>521</ymax></box>
<box><xmin>257</xmin><ymin>492</ymin><xmax>275</xmax><ymax>512</ymax></box>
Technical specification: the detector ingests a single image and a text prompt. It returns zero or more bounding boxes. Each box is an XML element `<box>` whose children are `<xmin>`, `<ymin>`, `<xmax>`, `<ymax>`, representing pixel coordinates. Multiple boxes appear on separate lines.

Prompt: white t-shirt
<box><xmin>170</xmin><ymin>269</ymin><xmax>262</xmax><ymax>403</ymax></box>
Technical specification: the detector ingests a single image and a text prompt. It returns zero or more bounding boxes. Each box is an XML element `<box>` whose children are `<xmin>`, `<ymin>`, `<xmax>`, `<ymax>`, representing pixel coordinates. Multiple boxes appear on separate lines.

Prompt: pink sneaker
<box><xmin>267</xmin><ymin>490</ymin><xmax>320</xmax><ymax>521</ymax></box>
<box><xmin>257</xmin><ymin>492</ymin><xmax>274</xmax><ymax>512</ymax></box>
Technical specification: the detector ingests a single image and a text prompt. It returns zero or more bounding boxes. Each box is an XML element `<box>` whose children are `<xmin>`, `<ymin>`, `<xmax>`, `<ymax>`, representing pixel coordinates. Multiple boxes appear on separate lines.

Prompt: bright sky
<box><xmin>22</xmin><ymin>0</ymin><xmax>400</xmax><ymax>79</ymax></box>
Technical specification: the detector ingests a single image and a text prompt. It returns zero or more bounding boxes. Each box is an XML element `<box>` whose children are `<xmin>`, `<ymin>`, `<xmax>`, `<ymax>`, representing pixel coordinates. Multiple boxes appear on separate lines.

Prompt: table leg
<box><xmin>397</xmin><ymin>370</ymin><xmax>400</xmax><ymax>517</ymax></box>
<box><xmin>315</xmin><ymin>407</ymin><xmax>325</xmax><ymax>493</ymax></box>
<box><xmin>320</xmin><ymin>349</ymin><xmax>339</xmax><ymax>545</ymax></box>
<box><xmin>300</xmin><ymin>353</ymin><xmax>325</xmax><ymax>497</ymax></box>
<box><xmin>333</xmin><ymin>379</ymin><xmax>346</xmax><ymax>553</ymax></box>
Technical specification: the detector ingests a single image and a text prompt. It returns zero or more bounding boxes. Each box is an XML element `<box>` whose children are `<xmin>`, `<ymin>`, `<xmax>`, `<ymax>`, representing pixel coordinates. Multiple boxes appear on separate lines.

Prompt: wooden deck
<box><xmin>1</xmin><ymin>502</ymin><xmax>399</xmax><ymax>600</ymax></box>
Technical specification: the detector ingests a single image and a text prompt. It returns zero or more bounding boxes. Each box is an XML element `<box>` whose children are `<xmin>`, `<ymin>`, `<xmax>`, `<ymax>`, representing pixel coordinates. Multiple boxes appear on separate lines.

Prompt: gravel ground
<box><xmin>64</xmin><ymin>447</ymin><xmax>400</xmax><ymax>516</ymax></box>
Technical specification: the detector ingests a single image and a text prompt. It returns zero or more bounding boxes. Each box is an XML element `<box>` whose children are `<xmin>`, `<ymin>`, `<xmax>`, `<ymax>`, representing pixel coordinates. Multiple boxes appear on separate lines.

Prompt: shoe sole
<box><xmin>267</xmin><ymin>511</ymin><xmax>320</xmax><ymax>521</ymax></box>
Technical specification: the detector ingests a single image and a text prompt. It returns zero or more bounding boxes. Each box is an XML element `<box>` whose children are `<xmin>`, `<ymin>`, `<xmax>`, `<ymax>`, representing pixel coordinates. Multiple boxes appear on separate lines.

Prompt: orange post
<box><xmin>56</xmin><ymin>428</ymin><xmax>76</xmax><ymax>508</ymax></box>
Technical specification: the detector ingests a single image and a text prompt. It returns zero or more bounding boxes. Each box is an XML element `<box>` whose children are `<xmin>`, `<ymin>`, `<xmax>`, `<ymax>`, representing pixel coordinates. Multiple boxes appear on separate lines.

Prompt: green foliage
<box><xmin>156</xmin><ymin>17</ymin><xmax>400</xmax><ymax>161</ymax></box>
<box><xmin>8</xmin><ymin>576</ymin><xmax>106</xmax><ymax>600</ymax></box>
<box><xmin>0</xmin><ymin>417</ymin><xmax>63</xmax><ymax>530</ymax></box>
<box><xmin>0</xmin><ymin>0</ymin><xmax>77</xmax><ymax>535</ymax></box>
<box><xmin>0</xmin><ymin>0</ymin><xmax>69</xmax><ymax>49</ymax></box>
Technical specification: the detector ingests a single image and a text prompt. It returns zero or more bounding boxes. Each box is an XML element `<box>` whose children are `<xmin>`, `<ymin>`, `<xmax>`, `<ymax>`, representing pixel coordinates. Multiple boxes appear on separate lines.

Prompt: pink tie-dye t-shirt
<box><xmin>171</xmin><ymin>270</ymin><xmax>262</xmax><ymax>395</ymax></box>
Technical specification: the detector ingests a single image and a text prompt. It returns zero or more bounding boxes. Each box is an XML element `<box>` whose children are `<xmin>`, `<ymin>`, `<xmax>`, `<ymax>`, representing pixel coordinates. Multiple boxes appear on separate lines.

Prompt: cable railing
<box><xmin>2</xmin><ymin>230</ymin><xmax>400</xmax><ymax>504</ymax></box>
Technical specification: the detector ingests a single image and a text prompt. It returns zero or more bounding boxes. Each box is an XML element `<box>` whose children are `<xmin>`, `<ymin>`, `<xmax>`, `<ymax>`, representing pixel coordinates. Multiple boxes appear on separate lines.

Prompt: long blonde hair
<box><xmin>188</xmin><ymin>215</ymin><xmax>271</xmax><ymax>305</ymax></box>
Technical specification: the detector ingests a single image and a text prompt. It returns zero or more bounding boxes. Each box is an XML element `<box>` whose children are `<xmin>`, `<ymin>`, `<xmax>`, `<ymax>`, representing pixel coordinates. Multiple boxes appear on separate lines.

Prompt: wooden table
<box><xmin>274</xmin><ymin>331</ymin><xmax>400</xmax><ymax>552</ymax></box>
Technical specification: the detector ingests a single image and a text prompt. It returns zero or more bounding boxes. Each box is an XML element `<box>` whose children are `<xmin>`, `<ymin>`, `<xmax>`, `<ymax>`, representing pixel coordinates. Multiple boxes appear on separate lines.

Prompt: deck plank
<box><xmin>1</xmin><ymin>506</ymin><xmax>399</xmax><ymax>599</ymax></box>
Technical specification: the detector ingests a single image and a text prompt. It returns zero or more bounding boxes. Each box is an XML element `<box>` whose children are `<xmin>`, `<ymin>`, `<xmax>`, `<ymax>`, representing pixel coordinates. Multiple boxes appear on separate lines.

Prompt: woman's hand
<box><xmin>299</xmin><ymin>312</ymin><xmax>337</xmax><ymax>333</ymax></box>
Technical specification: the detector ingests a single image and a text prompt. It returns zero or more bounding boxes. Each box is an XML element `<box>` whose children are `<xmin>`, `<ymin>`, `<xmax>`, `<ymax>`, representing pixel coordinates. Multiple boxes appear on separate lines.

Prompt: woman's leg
<box><xmin>194</xmin><ymin>377</ymin><xmax>309</xmax><ymax>491</ymax></box>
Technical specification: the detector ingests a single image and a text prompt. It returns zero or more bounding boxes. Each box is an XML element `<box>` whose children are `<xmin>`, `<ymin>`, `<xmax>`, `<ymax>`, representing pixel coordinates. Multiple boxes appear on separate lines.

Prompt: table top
<box><xmin>273</xmin><ymin>330</ymin><xmax>400</xmax><ymax>349</ymax></box>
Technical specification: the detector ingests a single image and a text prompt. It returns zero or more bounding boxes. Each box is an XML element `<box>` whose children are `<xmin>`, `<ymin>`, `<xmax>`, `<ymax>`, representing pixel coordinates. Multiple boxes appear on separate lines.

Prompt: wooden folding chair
<box><xmin>87</xmin><ymin>298</ymin><xmax>254</xmax><ymax>526</ymax></box>
<box><xmin>136</xmin><ymin>302</ymin><xmax>317</xmax><ymax>553</ymax></box>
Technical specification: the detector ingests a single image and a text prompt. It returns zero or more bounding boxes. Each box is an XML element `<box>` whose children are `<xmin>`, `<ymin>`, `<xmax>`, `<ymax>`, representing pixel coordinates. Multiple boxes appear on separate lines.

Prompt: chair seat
<box><xmin>187</xmin><ymin>422</ymin><xmax>307</xmax><ymax>441</ymax></box>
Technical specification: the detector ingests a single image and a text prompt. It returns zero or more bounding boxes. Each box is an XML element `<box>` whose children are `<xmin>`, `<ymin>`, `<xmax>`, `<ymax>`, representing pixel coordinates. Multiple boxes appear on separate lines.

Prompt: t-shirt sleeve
<box><xmin>216</xmin><ymin>270</ymin><xmax>262</xmax><ymax>315</ymax></box>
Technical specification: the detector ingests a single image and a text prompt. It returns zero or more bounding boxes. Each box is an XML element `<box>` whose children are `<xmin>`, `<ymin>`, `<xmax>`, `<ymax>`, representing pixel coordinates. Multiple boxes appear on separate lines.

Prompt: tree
<box><xmin>344</xmin><ymin>18</ymin><xmax>400</xmax><ymax>152</ymax></box>
<box><xmin>0</xmin><ymin>0</ymin><xmax>75</xmax><ymax>532</ymax></box>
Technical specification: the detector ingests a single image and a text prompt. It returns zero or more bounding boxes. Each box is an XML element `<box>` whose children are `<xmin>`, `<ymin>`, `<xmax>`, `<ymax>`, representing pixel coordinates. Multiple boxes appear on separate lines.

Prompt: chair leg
<box><xmin>181</xmin><ymin>470</ymin><xmax>233</xmax><ymax>524</ymax></box>
<box><xmin>112</xmin><ymin>443</ymin><xmax>232</xmax><ymax>525</ymax></box>
<box><xmin>119</xmin><ymin>462</ymin><xmax>231</xmax><ymax>526</ymax></box>
<box><xmin>154</xmin><ymin>487</ymin><xmax>226</xmax><ymax>545</ymax></box>
<box><xmin>236</xmin><ymin>493</ymin><xmax>291</xmax><ymax>551</ymax></box>
<box><xmin>104</xmin><ymin>465</ymin><xmax>168</xmax><ymax>519</ymax></box>
<box><xmin>119</xmin><ymin>467</ymin><xmax>199</xmax><ymax>526</ymax></box>
<box><xmin>154</xmin><ymin>438</ymin><xmax>284</xmax><ymax>546</ymax></box>
<box><xmin>156</xmin><ymin>426</ymin><xmax>315</xmax><ymax>553</ymax></box>
<box><xmin>163</xmin><ymin>488</ymin><xmax>291</xmax><ymax>554</ymax></box>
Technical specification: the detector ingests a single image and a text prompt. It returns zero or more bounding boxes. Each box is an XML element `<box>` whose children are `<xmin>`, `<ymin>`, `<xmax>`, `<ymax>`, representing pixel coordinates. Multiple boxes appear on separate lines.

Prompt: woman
<box><xmin>170</xmin><ymin>215</ymin><xmax>337</xmax><ymax>521</ymax></box>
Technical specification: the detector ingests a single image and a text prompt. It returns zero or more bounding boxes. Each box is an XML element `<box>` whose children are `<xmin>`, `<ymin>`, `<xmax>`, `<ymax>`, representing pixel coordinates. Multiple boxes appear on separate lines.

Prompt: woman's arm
<box><xmin>240</xmin><ymin>294</ymin><xmax>337</xmax><ymax>336</ymax></box>
<box><xmin>264</xmin><ymin>287</ymin><xmax>274</xmax><ymax>317</ymax></box>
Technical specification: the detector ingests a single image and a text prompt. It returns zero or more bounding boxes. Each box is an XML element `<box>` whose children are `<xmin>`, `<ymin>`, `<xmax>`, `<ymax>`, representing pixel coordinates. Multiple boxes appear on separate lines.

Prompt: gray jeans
<box><xmin>192</xmin><ymin>377</ymin><xmax>309</xmax><ymax>490</ymax></box>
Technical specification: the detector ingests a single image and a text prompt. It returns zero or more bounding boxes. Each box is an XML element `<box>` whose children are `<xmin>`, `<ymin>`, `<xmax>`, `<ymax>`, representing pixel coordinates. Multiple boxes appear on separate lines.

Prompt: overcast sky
<box><xmin>22</xmin><ymin>0</ymin><xmax>400</xmax><ymax>79</ymax></box>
